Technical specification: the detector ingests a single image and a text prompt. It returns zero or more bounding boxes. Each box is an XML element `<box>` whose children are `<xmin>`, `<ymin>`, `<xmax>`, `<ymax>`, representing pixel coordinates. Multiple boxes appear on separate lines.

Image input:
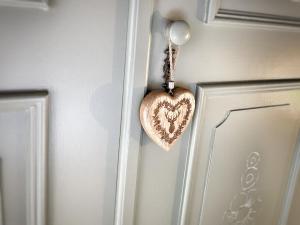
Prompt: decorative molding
<box><xmin>0</xmin><ymin>166</ymin><xmax>2</xmax><ymax>225</ymax></box>
<box><xmin>114</xmin><ymin>0</ymin><xmax>140</xmax><ymax>223</ymax></box>
<box><xmin>0</xmin><ymin>92</ymin><xmax>48</xmax><ymax>225</ymax></box>
<box><xmin>279</xmin><ymin>133</ymin><xmax>300</xmax><ymax>225</ymax></box>
<box><xmin>0</xmin><ymin>0</ymin><xmax>48</xmax><ymax>10</ymax></box>
<box><xmin>179</xmin><ymin>82</ymin><xmax>300</xmax><ymax>225</ymax></box>
<box><xmin>201</xmin><ymin>104</ymin><xmax>288</xmax><ymax>225</ymax></box>
<box><xmin>114</xmin><ymin>0</ymin><xmax>153</xmax><ymax>224</ymax></box>
<box><xmin>198</xmin><ymin>0</ymin><xmax>300</xmax><ymax>29</ymax></box>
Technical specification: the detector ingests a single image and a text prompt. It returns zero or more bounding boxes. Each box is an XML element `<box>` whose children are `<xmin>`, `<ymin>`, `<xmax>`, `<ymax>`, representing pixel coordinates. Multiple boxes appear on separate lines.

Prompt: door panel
<box><xmin>0</xmin><ymin>1</ymin><xmax>129</xmax><ymax>225</ymax></box>
<box><xmin>199</xmin><ymin>0</ymin><xmax>300</xmax><ymax>25</ymax></box>
<box><xmin>0</xmin><ymin>109</ymin><xmax>29</xmax><ymax>225</ymax></box>
<box><xmin>288</xmin><ymin>172</ymin><xmax>300</xmax><ymax>225</ymax></box>
<box><xmin>0</xmin><ymin>93</ymin><xmax>48</xmax><ymax>225</ymax></box>
<box><xmin>133</xmin><ymin>82</ymin><xmax>300</xmax><ymax>225</ymax></box>
<box><xmin>220</xmin><ymin>0</ymin><xmax>300</xmax><ymax>18</ymax></box>
<box><xmin>182</xmin><ymin>82</ymin><xmax>300</xmax><ymax>225</ymax></box>
<box><xmin>194</xmin><ymin>106</ymin><xmax>296</xmax><ymax>225</ymax></box>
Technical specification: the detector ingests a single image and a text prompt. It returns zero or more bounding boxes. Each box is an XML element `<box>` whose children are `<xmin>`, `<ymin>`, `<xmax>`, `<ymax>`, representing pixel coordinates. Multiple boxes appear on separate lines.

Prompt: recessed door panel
<box><xmin>220</xmin><ymin>0</ymin><xmax>300</xmax><ymax>18</ymax></box>
<box><xmin>0</xmin><ymin>93</ymin><xmax>48</xmax><ymax>225</ymax></box>
<box><xmin>201</xmin><ymin>106</ymin><xmax>297</xmax><ymax>225</ymax></box>
<box><xmin>0</xmin><ymin>0</ymin><xmax>48</xmax><ymax>10</ymax></box>
<box><xmin>181</xmin><ymin>82</ymin><xmax>300</xmax><ymax>225</ymax></box>
<box><xmin>0</xmin><ymin>109</ymin><xmax>30</xmax><ymax>225</ymax></box>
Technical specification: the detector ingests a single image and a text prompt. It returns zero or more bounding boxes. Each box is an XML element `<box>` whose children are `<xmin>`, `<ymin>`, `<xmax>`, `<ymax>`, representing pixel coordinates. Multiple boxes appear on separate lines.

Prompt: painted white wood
<box><xmin>0</xmin><ymin>93</ymin><xmax>48</xmax><ymax>225</ymax></box>
<box><xmin>179</xmin><ymin>82</ymin><xmax>300</xmax><ymax>225</ymax></box>
<box><xmin>1</xmin><ymin>1</ymin><xmax>300</xmax><ymax>225</ymax></box>
<box><xmin>198</xmin><ymin>0</ymin><xmax>300</xmax><ymax>28</ymax></box>
<box><xmin>128</xmin><ymin>1</ymin><xmax>300</xmax><ymax>225</ymax></box>
<box><xmin>0</xmin><ymin>1</ymin><xmax>130</xmax><ymax>224</ymax></box>
<box><xmin>220</xmin><ymin>0</ymin><xmax>300</xmax><ymax>18</ymax></box>
<box><xmin>120</xmin><ymin>0</ymin><xmax>300</xmax><ymax>224</ymax></box>
<box><xmin>0</xmin><ymin>0</ymin><xmax>48</xmax><ymax>10</ymax></box>
<box><xmin>114</xmin><ymin>0</ymin><xmax>153</xmax><ymax>224</ymax></box>
<box><xmin>287</xmin><ymin>172</ymin><xmax>300</xmax><ymax>225</ymax></box>
<box><xmin>114</xmin><ymin>0</ymin><xmax>141</xmax><ymax>224</ymax></box>
<box><xmin>0</xmin><ymin>166</ymin><xmax>3</xmax><ymax>225</ymax></box>
<box><xmin>280</xmin><ymin>136</ymin><xmax>300</xmax><ymax>225</ymax></box>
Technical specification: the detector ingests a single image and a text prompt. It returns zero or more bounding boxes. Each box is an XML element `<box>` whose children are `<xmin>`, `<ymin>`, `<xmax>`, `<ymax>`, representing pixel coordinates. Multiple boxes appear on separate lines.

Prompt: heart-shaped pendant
<box><xmin>140</xmin><ymin>88</ymin><xmax>195</xmax><ymax>151</ymax></box>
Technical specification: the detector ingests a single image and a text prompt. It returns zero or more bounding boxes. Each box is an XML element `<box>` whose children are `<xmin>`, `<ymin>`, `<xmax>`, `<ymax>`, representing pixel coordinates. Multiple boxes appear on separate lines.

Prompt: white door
<box><xmin>0</xmin><ymin>1</ymin><xmax>128</xmax><ymax>225</ymax></box>
<box><xmin>1</xmin><ymin>1</ymin><xmax>300</xmax><ymax>225</ymax></box>
<box><xmin>114</xmin><ymin>1</ymin><xmax>300</xmax><ymax>225</ymax></box>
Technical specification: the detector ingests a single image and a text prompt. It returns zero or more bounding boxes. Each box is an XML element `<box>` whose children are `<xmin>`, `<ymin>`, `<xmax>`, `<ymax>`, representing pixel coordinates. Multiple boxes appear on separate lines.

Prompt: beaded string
<box><xmin>163</xmin><ymin>39</ymin><xmax>179</xmax><ymax>95</ymax></box>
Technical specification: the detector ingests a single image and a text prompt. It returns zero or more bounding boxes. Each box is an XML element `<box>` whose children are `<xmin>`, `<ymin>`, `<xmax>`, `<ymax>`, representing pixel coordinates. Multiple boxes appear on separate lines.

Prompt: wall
<box><xmin>0</xmin><ymin>0</ymin><xmax>129</xmax><ymax>225</ymax></box>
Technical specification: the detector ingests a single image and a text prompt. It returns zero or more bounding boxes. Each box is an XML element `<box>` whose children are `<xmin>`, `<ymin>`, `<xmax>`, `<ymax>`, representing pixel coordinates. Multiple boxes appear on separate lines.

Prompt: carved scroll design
<box><xmin>223</xmin><ymin>152</ymin><xmax>263</xmax><ymax>225</ymax></box>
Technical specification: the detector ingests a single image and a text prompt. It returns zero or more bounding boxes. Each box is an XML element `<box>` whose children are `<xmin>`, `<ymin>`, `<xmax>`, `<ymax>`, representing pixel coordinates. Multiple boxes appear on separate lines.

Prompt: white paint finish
<box><xmin>280</xmin><ymin>132</ymin><xmax>300</xmax><ymax>225</ymax></box>
<box><xmin>0</xmin><ymin>0</ymin><xmax>129</xmax><ymax>225</ymax></box>
<box><xmin>220</xmin><ymin>0</ymin><xmax>300</xmax><ymax>18</ymax></box>
<box><xmin>148</xmin><ymin>0</ymin><xmax>300</xmax><ymax>90</ymax></box>
<box><xmin>199</xmin><ymin>107</ymin><xmax>295</xmax><ymax>225</ymax></box>
<box><xmin>198</xmin><ymin>0</ymin><xmax>300</xmax><ymax>26</ymax></box>
<box><xmin>288</xmin><ymin>172</ymin><xmax>300</xmax><ymax>225</ymax></box>
<box><xmin>134</xmin><ymin>1</ymin><xmax>300</xmax><ymax>225</ymax></box>
<box><xmin>0</xmin><ymin>180</ymin><xmax>3</xmax><ymax>225</ymax></box>
<box><xmin>114</xmin><ymin>0</ymin><xmax>139</xmax><ymax>220</ymax></box>
<box><xmin>0</xmin><ymin>110</ymin><xmax>29</xmax><ymax>225</ymax></box>
<box><xmin>114</xmin><ymin>0</ymin><xmax>153</xmax><ymax>224</ymax></box>
<box><xmin>0</xmin><ymin>0</ymin><xmax>48</xmax><ymax>10</ymax></box>
<box><xmin>134</xmin><ymin>131</ymin><xmax>192</xmax><ymax>225</ymax></box>
<box><xmin>180</xmin><ymin>83</ymin><xmax>300</xmax><ymax>225</ymax></box>
<box><xmin>1</xmin><ymin>1</ymin><xmax>300</xmax><ymax>225</ymax></box>
<box><xmin>135</xmin><ymin>141</ymin><xmax>178</xmax><ymax>225</ymax></box>
<box><xmin>0</xmin><ymin>94</ymin><xmax>48</xmax><ymax>225</ymax></box>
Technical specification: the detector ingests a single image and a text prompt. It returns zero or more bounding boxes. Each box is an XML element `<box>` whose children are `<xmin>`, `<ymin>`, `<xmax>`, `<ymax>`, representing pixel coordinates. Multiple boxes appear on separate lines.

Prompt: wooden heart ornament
<box><xmin>140</xmin><ymin>88</ymin><xmax>195</xmax><ymax>151</ymax></box>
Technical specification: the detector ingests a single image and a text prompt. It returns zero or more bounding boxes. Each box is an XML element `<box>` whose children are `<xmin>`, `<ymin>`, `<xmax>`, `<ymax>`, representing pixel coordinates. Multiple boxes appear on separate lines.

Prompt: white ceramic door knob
<box><xmin>167</xmin><ymin>20</ymin><xmax>191</xmax><ymax>46</ymax></box>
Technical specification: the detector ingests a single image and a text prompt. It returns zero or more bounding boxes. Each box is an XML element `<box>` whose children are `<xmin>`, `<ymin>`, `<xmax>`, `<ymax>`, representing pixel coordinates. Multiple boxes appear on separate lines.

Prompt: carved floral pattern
<box><xmin>223</xmin><ymin>152</ymin><xmax>263</xmax><ymax>225</ymax></box>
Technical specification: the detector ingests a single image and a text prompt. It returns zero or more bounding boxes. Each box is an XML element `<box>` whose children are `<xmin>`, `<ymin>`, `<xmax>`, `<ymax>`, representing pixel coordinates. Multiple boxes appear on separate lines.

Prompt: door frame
<box><xmin>114</xmin><ymin>0</ymin><xmax>153</xmax><ymax>225</ymax></box>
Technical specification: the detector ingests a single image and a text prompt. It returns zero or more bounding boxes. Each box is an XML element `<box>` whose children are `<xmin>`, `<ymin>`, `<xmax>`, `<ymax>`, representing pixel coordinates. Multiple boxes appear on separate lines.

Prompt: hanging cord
<box><xmin>163</xmin><ymin>39</ymin><xmax>179</xmax><ymax>95</ymax></box>
<box><xmin>168</xmin><ymin>38</ymin><xmax>175</xmax><ymax>81</ymax></box>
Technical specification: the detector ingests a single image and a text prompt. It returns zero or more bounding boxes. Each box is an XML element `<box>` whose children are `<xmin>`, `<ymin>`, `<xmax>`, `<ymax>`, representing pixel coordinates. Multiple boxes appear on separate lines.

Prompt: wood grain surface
<box><xmin>140</xmin><ymin>88</ymin><xmax>195</xmax><ymax>151</ymax></box>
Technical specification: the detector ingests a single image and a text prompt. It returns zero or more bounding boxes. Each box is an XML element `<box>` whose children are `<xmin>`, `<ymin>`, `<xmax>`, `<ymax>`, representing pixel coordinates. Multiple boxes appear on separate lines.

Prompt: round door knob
<box><xmin>167</xmin><ymin>20</ymin><xmax>191</xmax><ymax>46</ymax></box>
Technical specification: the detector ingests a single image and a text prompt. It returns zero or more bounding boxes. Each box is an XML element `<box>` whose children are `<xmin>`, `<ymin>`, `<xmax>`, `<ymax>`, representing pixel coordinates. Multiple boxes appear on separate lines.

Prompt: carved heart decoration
<box><xmin>140</xmin><ymin>88</ymin><xmax>195</xmax><ymax>151</ymax></box>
